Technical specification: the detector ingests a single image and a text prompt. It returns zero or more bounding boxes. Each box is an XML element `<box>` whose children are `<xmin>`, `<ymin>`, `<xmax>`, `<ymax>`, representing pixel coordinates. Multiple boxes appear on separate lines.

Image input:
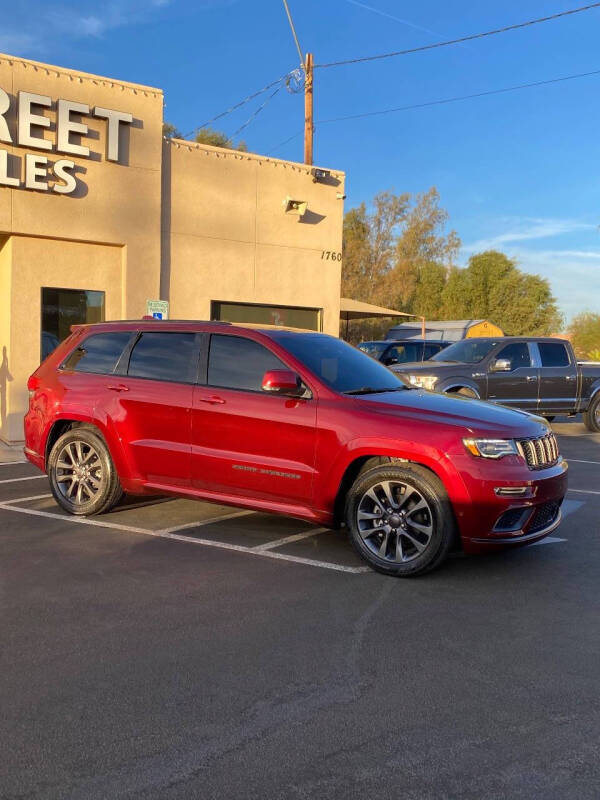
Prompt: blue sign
<box><xmin>152</xmin><ymin>312</ymin><xmax>163</xmax><ymax>320</ymax></box>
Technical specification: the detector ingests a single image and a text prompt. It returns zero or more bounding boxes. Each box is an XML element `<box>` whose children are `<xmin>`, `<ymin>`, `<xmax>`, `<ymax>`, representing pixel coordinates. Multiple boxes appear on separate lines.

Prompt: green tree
<box><xmin>194</xmin><ymin>126</ymin><xmax>248</xmax><ymax>151</ymax></box>
<box><xmin>411</xmin><ymin>262</ymin><xmax>447</xmax><ymax>319</ymax></box>
<box><xmin>462</xmin><ymin>251</ymin><xmax>515</xmax><ymax>318</ymax></box>
<box><xmin>568</xmin><ymin>312</ymin><xmax>600</xmax><ymax>358</ymax></box>
<box><xmin>440</xmin><ymin>267</ymin><xmax>470</xmax><ymax>318</ymax></box>
<box><xmin>488</xmin><ymin>269</ymin><xmax>563</xmax><ymax>335</ymax></box>
<box><xmin>162</xmin><ymin>122</ymin><xmax>182</xmax><ymax>139</ymax></box>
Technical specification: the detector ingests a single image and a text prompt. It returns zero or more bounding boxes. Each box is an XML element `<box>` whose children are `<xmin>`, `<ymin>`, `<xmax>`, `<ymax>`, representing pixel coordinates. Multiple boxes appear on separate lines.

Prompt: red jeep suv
<box><xmin>24</xmin><ymin>321</ymin><xmax>568</xmax><ymax>576</ymax></box>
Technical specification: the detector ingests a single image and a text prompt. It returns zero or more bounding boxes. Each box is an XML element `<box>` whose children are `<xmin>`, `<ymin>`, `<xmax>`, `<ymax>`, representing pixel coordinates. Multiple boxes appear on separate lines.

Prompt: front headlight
<box><xmin>463</xmin><ymin>438</ymin><xmax>518</xmax><ymax>459</ymax></box>
<box><xmin>407</xmin><ymin>374</ymin><xmax>438</xmax><ymax>391</ymax></box>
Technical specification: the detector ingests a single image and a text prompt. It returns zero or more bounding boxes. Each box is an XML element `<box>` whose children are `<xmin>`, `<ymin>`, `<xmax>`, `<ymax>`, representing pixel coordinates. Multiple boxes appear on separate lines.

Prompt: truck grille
<box><xmin>517</xmin><ymin>433</ymin><xmax>560</xmax><ymax>470</ymax></box>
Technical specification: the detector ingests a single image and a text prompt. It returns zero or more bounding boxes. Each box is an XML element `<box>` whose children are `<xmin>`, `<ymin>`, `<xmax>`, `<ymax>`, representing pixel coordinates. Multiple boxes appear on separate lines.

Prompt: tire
<box><xmin>47</xmin><ymin>427</ymin><xmax>123</xmax><ymax>516</ymax></box>
<box><xmin>583</xmin><ymin>394</ymin><xmax>600</xmax><ymax>433</ymax></box>
<box><xmin>345</xmin><ymin>464</ymin><xmax>457</xmax><ymax>577</ymax></box>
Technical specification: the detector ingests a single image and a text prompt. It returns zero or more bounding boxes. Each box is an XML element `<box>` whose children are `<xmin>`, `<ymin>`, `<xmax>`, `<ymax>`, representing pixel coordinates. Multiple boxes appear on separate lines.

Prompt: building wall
<box><xmin>0</xmin><ymin>53</ymin><xmax>344</xmax><ymax>444</ymax></box>
<box><xmin>164</xmin><ymin>140</ymin><xmax>344</xmax><ymax>336</ymax></box>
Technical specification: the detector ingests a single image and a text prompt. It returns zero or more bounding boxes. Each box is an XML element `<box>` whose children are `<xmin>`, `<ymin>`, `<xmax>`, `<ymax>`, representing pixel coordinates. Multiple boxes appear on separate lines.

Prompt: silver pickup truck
<box><xmin>394</xmin><ymin>336</ymin><xmax>600</xmax><ymax>432</ymax></box>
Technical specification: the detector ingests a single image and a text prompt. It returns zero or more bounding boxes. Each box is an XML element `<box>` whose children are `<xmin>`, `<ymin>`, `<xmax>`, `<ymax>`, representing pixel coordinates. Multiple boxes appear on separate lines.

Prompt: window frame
<box><xmin>118</xmin><ymin>330</ymin><xmax>203</xmax><ymax>386</ymax></box>
<box><xmin>204</xmin><ymin>332</ymin><xmax>313</xmax><ymax>398</ymax></box>
<box><xmin>41</xmin><ymin>286</ymin><xmax>106</xmax><ymax>363</ymax></box>
<box><xmin>60</xmin><ymin>331</ymin><xmax>137</xmax><ymax>376</ymax></box>
<box><xmin>211</xmin><ymin>299</ymin><xmax>323</xmax><ymax>332</ymax></box>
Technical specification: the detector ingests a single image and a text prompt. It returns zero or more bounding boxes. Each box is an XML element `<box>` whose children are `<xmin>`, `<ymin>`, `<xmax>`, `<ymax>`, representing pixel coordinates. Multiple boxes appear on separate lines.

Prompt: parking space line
<box><xmin>0</xmin><ymin>502</ymin><xmax>367</xmax><ymax>574</ymax></box>
<box><xmin>0</xmin><ymin>460</ymin><xmax>27</xmax><ymax>467</ymax></box>
<box><xmin>0</xmin><ymin>475</ymin><xmax>47</xmax><ymax>485</ymax></box>
<box><xmin>3</xmin><ymin>493</ymin><xmax>53</xmax><ymax>504</ymax></box>
<box><xmin>568</xmin><ymin>488</ymin><xmax>600</xmax><ymax>496</ymax></box>
<box><xmin>252</xmin><ymin>527</ymin><xmax>329</xmax><ymax>551</ymax></box>
<box><xmin>529</xmin><ymin>536</ymin><xmax>567</xmax><ymax>547</ymax></box>
<box><xmin>566</xmin><ymin>458</ymin><xmax>600</xmax><ymax>465</ymax></box>
<box><xmin>158</xmin><ymin>510</ymin><xmax>255</xmax><ymax>534</ymax></box>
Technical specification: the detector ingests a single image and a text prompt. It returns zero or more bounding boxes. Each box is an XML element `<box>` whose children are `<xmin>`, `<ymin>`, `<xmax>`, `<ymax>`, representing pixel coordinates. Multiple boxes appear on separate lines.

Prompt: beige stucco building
<box><xmin>0</xmin><ymin>53</ymin><xmax>345</xmax><ymax>444</ymax></box>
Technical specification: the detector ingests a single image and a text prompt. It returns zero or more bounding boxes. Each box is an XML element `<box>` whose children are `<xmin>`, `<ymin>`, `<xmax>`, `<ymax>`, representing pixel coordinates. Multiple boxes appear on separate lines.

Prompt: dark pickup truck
<box><xmin>393</xmin><ymin>336</ymin><xmax>600</xmax><ymax>431</ymax></box>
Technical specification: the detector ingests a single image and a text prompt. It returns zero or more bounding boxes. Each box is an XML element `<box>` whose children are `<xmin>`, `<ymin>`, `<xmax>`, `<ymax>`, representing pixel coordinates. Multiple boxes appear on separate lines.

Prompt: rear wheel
<box><xmin>345</xmin><ymin>464</ymin><xmax>456</xmax><ymax>577</ymax></box>
<box><xmin>583</xmin><ymin>394</ymin><xmax>600</xmax><ymax>433</ymax></box>
<box><xmin>48</xmin><ymin>427</ymin><xmax>122</xmax><ymax>516</ymax></box>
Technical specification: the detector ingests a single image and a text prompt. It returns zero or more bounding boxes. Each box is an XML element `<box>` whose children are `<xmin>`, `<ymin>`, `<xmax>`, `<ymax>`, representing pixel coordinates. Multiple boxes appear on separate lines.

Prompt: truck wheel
<box><xmin>345</xmin><ymin>464</ymin><xmax>456</xmax><ymax>577</ymax></box>
<box><xmin>583</xmin><ymin>394</ymin><xmax>600</xmax><ymax>433</ymax></box>
<box><xmin>48</xmin><ymin>428</ymin><xmax>123</xmax><ymax>516</ymax></box>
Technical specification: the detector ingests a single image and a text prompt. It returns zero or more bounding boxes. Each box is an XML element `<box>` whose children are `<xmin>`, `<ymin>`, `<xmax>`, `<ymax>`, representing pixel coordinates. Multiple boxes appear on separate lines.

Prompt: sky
<box><xmin>2</xmin><ymin>0</ymin><xmax>600</xmax><ymax>323</ymax></box>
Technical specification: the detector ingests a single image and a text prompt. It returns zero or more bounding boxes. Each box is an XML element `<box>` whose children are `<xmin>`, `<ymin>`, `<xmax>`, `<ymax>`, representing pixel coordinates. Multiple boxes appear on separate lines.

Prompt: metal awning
<box><xmin>340</xmin><ymin>298</ymin><xmax>424</xmax><ymax>336</ymax></box>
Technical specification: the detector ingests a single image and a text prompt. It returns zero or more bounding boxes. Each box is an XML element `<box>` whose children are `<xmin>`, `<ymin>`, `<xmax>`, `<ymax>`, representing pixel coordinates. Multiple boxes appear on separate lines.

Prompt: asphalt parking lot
<box><xmin>1</xmin><ymin>420</ymin><xmax>599</xmax><ymax>799</ymax></box>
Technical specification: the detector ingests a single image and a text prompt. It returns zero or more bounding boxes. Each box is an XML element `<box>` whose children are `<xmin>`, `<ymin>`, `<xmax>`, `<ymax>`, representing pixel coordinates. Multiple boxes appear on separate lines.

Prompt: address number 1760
<box><xmin>321</xmin><ymin>251</ymin><xmax>342</xmax><ymax>261</ymax></box>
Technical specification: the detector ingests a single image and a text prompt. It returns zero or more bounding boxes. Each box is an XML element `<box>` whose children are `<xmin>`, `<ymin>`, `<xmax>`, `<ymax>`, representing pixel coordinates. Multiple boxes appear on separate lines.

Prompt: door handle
<box><xmin>565</xmin><ymin>375</ymin><xmax>576</xmax><ymax>381</ymax></box>
<box><xmin>197</xmin><ymin>395</ymin><xmax>225</xmax><ymax>405</ymax></box>
<box><xmin>107</xmin><ymin>384</ymin><xmax>129</xmax><ymax>392</ymax></box>
<box><xmin>526</xmin><ymin>376</ymin><xmax>538</xmax><ymax>381</ymax></box>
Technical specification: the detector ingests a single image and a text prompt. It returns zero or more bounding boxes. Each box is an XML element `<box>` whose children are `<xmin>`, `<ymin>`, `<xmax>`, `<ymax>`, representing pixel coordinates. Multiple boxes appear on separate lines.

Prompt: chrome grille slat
<box><xmin>518</xmin><ymin>433</ymin><xmax>560</xmax><ymax>471</ymax></box>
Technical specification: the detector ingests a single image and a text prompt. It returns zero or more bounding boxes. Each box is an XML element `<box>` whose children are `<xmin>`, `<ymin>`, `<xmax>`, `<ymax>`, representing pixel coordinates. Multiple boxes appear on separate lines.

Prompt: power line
<box><xmin>316</xmin><ymin>68</ymin><xmax>600</xmax><ymax>123</ymax></box>
<box><xmin>232</xmin><ymin>84</ymin><xmax>284</xmax><ymax>137</ymax></box>
<box><xmin>183</xmin><ymin>72</ymin><xmax>293</xmax><ymax>139</ymax></box>
<box><xmin>316</xmin><ymin>3</ymin><xmax>600</xmax><ymax>68</ymax></box>
<box><xmin>270</xmin><ymin>67</ymin><xmax>600</xmax><ymax>155</ymax></box>
<box><xmin>282</xmin><ymin>0</ymin><xmax>305</xmax><ymax>69</ymax></box>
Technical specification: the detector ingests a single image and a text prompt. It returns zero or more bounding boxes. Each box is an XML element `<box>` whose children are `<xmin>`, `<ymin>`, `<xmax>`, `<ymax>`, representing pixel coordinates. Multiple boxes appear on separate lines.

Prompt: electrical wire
<box><xmin>315</xmin><ymin>3</ymin><xmax>600</xmax><ymax>68</ymax></box>
<box><xmin>183</xmin><ymin>72</ymin><xmax>293</xmax><ymax>139</ymax></box>
<box><xmin>270</xmin><ymin>67</ymin><xmax>600</xmax><ymax>155</ymax></box>
<box><xmin>316</xmin><ymin>68</ymin><xmax>600</xmax><ymax>123</ymax></box>
<box><xmin>233</xmin><ymin>84</ymin><xmax>284</xmax><ymax>137</ymax></box>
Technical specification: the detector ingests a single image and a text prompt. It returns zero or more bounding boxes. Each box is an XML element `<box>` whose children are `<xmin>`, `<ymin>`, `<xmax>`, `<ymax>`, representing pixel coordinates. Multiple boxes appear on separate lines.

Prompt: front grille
<box><xmin>528</xmin><ymin>501</ymin><xmax>561</xmax><ymax>533</ymax></box>
<box><xmin>518</xmin><ymin>433</ymin><xmax>560</xmax><ymax>470</ymax></box>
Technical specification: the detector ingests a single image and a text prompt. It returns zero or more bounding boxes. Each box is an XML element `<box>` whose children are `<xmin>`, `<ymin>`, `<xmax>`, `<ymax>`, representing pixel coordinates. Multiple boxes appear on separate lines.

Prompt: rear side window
<box><xmin>63</xmin><ymin>332</ymin><xmax>132</xmax><ymax>374</ymax></box>
<box><xmin>496</xmin><ymin>342</ymin><xmax>531</xmax><ymax>369</ymax></box>
<box><xmin>127</xmin><ymin>332</ymin><xmax>198</xmax><ymax>383</ymax></box>
<box><xmin>208</xmin><ymin>334</ymin><xmax>285</xmax><ymax>392</ymax></box>
<box><xmin>539</xmin><ymin>342</ymin><xmax>570</xmax><ymax>368</ymax></box>
<box><xmin>424</xmin><ymin>344</ymin><xmax>443</xmax><ymax>359</ymax></box>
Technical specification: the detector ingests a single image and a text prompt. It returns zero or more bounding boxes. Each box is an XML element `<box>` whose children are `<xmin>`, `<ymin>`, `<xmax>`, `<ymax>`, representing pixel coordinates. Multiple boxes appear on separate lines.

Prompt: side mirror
<box><xmin>262</xmin><ymin>369</ymin><xmax>305</xmax><ymax>397</ymax></box>
<box><xmin>490</xmin><ymin>358</ymin><xmax>512</xmax><ymax>373</ymax></box>
<box><xmin>384</xmin><ymin>356</ymin><xmax>399</xmax><ymax>366</ymax></box>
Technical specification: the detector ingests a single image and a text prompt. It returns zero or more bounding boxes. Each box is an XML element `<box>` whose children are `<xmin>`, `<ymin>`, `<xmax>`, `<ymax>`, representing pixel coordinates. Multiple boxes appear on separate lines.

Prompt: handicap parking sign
<box><xmin>146</xmin><ymin>300</ymin><xmax>169</xmax><ymax>320</ymax></box>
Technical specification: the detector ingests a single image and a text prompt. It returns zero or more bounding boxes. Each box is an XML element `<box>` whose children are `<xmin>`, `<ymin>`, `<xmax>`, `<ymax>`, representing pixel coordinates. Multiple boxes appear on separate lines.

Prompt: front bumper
<box><xmin>450</xmin><ymin>455</ymin><xmax>568</xmax><ymax>554</ymax></box>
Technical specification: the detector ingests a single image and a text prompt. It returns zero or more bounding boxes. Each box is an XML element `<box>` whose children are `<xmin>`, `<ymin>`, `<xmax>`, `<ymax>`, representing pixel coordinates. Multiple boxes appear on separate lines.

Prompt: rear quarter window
<box><xmin>62</xmin><ymin>332</ymin><xmax>132</xmax><ymax>374</ymax></box>
<box><xmin>538</xmin><ymin>342</ymin><xmax>570</xmax><ymax>367</ymax></box>
<box><xmin>127</xmin><ymin>332</ymin><xmax>198</xmax><ymax>383</ymax></box>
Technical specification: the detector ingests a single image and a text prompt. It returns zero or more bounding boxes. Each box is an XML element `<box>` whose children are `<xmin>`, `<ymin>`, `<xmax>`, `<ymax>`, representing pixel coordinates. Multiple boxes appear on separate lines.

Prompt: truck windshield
<box><xmin>269</xmin><ymin>332</ymin><xmax>408</xmax><ymax>394</ymax></box>
<box><xmin>430</xmin><ymin>339</ymin><xmax>500</xmax><ymax>364</ymax></box>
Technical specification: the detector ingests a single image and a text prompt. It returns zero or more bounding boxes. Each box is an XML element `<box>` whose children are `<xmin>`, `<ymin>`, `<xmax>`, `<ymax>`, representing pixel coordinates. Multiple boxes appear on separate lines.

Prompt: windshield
<box><xmin>357</xmin><ymin>342</ymin><xmax>388</xmax><ymax>358</ymax></box>
<box><xmin>430</xmin><ymin>339</ymin><xmax>500</xmax><ymax>364</ymax></box>
<box><xmin>269</xmin><ymin>332</ymin><xmax>407</xmax><ymax>394</ymax></box>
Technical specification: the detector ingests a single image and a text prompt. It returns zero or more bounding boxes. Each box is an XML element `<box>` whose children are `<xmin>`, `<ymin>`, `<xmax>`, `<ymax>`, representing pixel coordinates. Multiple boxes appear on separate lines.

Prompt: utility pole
<box><xmin>304</xmin><ymin>52</ymin><xmax>314</xmax><ymax>165</ymax></box>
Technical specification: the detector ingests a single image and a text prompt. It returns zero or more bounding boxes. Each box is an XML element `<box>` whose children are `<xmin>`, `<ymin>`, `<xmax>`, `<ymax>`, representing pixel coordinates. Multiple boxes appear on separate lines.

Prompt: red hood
<box><xmin>353</xmin><ymin>388</ymin><xmax>548</xmax><ymax>439</ymax></box>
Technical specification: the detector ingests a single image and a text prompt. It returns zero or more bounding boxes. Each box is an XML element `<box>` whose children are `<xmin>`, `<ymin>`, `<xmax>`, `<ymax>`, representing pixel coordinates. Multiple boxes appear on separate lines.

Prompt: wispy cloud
<box><xmin>463</xmin><ymin>217</ymin><xmax>598</xmax><ymax>253</ymax></box>
<box><xmin>0</xmin><ymin>1</ymin><xmax>174</xmax><ymax>56</ymax></box>
<box><xmin>462</xmin><ymin>217</ymin><xmax>600</xmax><ymax>321</ymax></box>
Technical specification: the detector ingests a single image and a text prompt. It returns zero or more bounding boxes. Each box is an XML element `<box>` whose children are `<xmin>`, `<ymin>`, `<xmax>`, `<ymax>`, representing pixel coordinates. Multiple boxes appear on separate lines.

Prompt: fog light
<box><xmin>494</xmin><ymin>486</ymin><xmax>530</xmax><ymax>497</ymax></box>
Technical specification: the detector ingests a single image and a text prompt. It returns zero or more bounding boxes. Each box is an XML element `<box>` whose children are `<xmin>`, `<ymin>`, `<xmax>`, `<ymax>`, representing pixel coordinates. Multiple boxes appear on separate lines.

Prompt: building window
<box><xmin>211</xmin><ymin>301</ymin><xmax>322</xmax><ymax>332</ymax></box>
<box><xmin>41</xmin><ymin>288</ymin><xmax>105</xmax><ymax>361</ymax></box>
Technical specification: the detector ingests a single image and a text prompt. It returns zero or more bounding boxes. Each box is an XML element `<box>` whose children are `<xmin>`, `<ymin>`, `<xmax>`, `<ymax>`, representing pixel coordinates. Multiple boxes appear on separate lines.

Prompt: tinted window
<box><xmin>539</xmin><ymin>342</ymin><xmax>570</xmax><ymax>367</ymax></box>
<box><xmin>208</xmin><ymin>335</ymin><xmax>286</xmax><ymax>392</ymax></box>
<box><xmin>386</xmin><ymin>343</ymin><xmax>422</xmax><ymax>364</ymax></box>
<box><xmin>128</xmin><ymin>332</ymin><xmax>197</xmax><ymax>383</ymax></box>
<box><xmin>41</xmin><ymin>287</ymin><xmax>105</xmax><ymax>361</ymax></box>
<box><xmin>268</xmin><ymin>332</ymin><xmax>406</xmax><ymax>394</ymax></box>
<box><xmin>424</xmin><ymin>343</ymin><xmax>444</xmax><ymax>359</ymax></box>
<box><xmin>63</xmin><ymin>332</ymin><xmax>131</xmax><ymax>374</ymax></box>
<box><xmin>495</xmin><ymin>342</ymin><xmax>531</xmax><ymax>369</ymax></box>
<box><xmin>358</xmin><ymin>342</ymin><xmax>388</xmax><ymax>358</ymax></box>
<box><xmin>430</xmin><ymin>339</ymin><xmax>500</xmax><ymax>364</ymax></box>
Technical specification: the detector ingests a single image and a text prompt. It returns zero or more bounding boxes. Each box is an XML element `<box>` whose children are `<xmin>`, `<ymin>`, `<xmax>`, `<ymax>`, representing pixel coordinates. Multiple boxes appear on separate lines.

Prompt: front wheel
<box><xmin>345</xmin><ymin>464</ymin><xmax>457</xmax><ymax>577</ymax></box>
<box><xmin>583</xmin><ymin>394</ymin><xmax>600</xmax><ymax>433</ymax></box>
<box><xmin>48</xmin><ymin>427</ymin><xmax>123</xmax><ymax>516</ymax></box>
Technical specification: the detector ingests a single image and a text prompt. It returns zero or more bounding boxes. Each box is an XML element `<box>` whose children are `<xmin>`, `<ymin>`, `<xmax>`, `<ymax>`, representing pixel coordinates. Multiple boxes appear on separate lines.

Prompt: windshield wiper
<box><xmin>343</xmin><ymin>386</ymin><xmax>407</xmax><ymax>395</ymax></box>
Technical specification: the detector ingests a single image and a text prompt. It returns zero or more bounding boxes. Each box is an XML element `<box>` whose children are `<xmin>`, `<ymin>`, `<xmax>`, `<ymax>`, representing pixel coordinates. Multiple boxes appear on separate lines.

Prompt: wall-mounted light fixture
<box><xmin>311</xmin><ymin>167</ymin><xmax>331</xmax><ymax>183</ymax></box>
